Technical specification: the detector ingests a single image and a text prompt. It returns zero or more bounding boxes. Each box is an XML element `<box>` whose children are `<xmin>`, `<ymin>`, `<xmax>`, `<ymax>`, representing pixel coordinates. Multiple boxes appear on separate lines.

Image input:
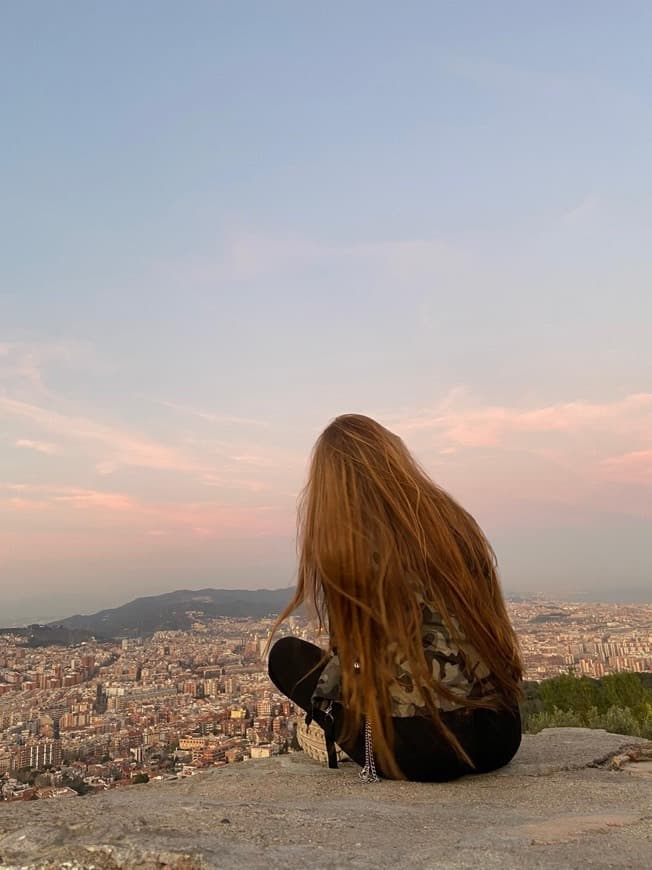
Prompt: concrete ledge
<box><xmin>0</xmin><ymin>729</ymin><xmax>651</xmax><ymax>869</ymax></box>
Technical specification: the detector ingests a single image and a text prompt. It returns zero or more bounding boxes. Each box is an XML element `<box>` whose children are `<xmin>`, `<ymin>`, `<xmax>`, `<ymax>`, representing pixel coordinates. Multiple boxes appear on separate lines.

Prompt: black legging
<box><xmin>268</xmin><ymin>636</ymin><xmax>522</xmax><ymax>782</ymax></box>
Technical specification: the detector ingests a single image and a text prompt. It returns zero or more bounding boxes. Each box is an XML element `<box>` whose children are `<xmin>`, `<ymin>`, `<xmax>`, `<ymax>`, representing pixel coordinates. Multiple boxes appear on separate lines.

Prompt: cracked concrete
<box><xmin>0</xmin><ymin>728</ymin><xmax>651</xmax><ymax>869</ymax></box>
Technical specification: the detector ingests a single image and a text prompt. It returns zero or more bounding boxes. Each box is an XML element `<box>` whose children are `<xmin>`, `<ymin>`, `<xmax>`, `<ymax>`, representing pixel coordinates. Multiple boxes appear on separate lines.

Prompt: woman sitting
<box><xmin>268</xmin><ymin>414</ymin><xmax>523</xmax><ymax>782</ymax></box>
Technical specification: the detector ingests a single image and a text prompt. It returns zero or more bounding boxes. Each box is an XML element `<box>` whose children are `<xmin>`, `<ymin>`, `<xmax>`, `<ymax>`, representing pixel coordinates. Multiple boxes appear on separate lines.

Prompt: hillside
<box><xmin>0</xmin><ymin>624</ymin><xmax>97</xmax><ymax>648</ymax></box>
<box><xmin>50</xmin><ymin>586</ymin><xmax>294</xmax><ymax>638</ymax></box>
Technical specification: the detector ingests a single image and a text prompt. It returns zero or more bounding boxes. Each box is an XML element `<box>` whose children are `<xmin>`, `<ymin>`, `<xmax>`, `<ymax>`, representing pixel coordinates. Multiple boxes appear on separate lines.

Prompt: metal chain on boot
<box><xmin>359</xmin><ymin>718</ymin><xmax>379</xmax><ymax>783</ymax></box>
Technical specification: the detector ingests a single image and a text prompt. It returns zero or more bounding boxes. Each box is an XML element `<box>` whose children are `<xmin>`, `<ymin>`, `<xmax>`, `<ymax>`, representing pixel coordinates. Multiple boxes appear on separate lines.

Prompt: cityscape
<box><xmin>1</xmin><ymin>597</ymin><xmax>651</xmax><ymax>801</ymax></box>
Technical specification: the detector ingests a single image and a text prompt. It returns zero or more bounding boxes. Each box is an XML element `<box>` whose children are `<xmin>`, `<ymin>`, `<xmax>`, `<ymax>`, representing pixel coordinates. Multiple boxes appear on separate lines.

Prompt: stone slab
<box><xmin>496</xmin><ymin>726</ymin><xmax>649</xmax><ymax>776</ymax></box>
<box><xmin>0</xmin><ymin>729</ymin><xmax>650</xmax><ymax>870</ymax></box>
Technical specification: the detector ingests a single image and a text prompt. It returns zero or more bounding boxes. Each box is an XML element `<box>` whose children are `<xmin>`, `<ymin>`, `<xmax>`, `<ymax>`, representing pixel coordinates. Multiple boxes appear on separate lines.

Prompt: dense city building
<box><xmin>508</xmin><ymin>601</ymin><xmax>652</xmax><ymax>679</ymax></box>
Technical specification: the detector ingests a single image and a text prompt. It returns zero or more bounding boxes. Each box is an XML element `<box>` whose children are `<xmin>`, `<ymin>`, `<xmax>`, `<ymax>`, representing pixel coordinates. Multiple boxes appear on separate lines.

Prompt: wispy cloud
<box><xmin>560</xmin><ymin>194</ymin><xmax>601</xmax><ymax>227</ymax></box>
<box><xmin>153</xmin><ymin>231</ymin><xmax>459</xmax><ymax>285</ymax></box>
<box><xmin>224</xmin><ymin>232</ymin><xmax>458</xmax><ymax>282</ymax></box>
<box><xmin>155</xmin><ymin>398</ymin><xmax>268</xmax><ymax>428</ymax></box>
<box><xmin>202</xmin><ymin>475</ymin><xmax>269</xmax><ymax>492</ymax></box>
<box><xmin>14</xmin><ymin>439</ymin><xmax>61</xmax><ymax>455</ymax></box>
<box><xmin>0</xmin><ymin>339</ymin><xmax>98</xmax><ymax>394</ymax></box>
<box><xmin>232</xmin><ymin>454</ymin><xmax>279</xmax><ymax>468</ymax></box>
<box><xmin>445</xmin><ymin>54</ymin><xmax>641</xmax><ymax>109</ymax></box>
<box><xmin>1</xmin><ymin>373</ymin><xmax>302</xmax><ymax>500</ymax></box>
<box><xmin>0</xmin><ymin>395</ymin><xmax>206</xmax><ymax>474</ymax></box>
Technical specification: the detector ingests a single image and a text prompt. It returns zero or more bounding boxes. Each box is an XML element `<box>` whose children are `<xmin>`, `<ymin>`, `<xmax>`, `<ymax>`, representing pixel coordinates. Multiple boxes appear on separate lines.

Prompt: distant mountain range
<box><xmin>49</xmin><ymin>587</ymin><xmax>295</xmax><ymax>639</ymax></box>
<box><xmin>5</xmin><ymin>582</ymin><xmax>647</xmax><ymax>643</ymax></box>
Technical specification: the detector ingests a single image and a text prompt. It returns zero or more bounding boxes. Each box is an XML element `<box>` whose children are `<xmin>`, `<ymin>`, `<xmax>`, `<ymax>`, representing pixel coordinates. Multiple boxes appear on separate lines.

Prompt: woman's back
<box><xmin>313</xmin><ymin>594</ymin><xmax>497</xmax><ymax>716</ymax></box>
<box><xmin>270</xmin><ymin>413</ymin><xmax>523</xmax><ymax>780</ymax></box>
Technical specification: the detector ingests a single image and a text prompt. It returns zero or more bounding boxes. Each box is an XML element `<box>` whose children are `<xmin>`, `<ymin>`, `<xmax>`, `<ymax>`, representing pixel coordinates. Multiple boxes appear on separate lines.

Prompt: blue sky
<box><xmin>1</xmin><ymin>2</ymin><xmax>651</xmax><ymax>621</ymax></box>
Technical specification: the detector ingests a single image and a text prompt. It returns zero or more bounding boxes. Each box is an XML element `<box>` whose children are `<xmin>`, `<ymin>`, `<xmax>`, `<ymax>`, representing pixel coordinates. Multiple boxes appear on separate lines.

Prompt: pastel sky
<box><xmin>1</xmin><ymin>2</ymin><xmax>651</xmax><ymax>622</ymax></box>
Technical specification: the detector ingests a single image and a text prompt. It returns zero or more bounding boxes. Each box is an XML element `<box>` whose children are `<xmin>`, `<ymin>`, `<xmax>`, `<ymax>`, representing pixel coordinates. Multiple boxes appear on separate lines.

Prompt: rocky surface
<box><xmin>1</xmin><ymin>728</ymin><xmax>651</xmax><ymax>869</ymax></box>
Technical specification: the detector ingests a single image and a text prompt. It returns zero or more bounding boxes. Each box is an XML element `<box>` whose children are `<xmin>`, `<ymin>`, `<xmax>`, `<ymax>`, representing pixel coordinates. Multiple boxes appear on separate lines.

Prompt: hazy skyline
<box><xmin>2</xmin><ymin>3</ymin><xmax>651</xmax><ymax>622</ymax></box>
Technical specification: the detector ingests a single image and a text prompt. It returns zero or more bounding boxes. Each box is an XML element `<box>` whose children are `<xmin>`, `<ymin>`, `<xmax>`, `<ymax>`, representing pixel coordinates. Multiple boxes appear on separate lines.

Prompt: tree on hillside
<box><xmin>539</xmin><ymin>672</ymin><xmax>600</xmax><ymax>714</ymax></box>
<box><xmin>522</xmin><ymin>671</ymin><xmax>652</xmax><ymax>739</ymax></box>
<box><xmin>601</xmin><ymin>672</ymin><xmax>648</xmax><ymax>710</ymax></box>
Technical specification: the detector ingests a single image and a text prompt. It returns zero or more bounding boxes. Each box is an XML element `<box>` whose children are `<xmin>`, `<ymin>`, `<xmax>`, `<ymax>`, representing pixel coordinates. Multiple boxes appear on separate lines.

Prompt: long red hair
<box><xmin>271</xmin><ymin>414</ymin><xmax>522</xmax><ymax>777</ymax></box>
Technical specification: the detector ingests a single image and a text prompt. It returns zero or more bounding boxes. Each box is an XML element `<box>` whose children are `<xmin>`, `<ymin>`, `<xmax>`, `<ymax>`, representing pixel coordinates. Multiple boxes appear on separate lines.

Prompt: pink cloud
<box><xmin>393</xmin><ymin>392</ymin><xmax>652</xmax><ymax>448</ymax></box>
<box><xmin>0</xmin><ymin>482</ymin><xmax>294</xmax><ymax>539</ymax></box>
<box><xmin>600</xmin><ymin>450</ymin><xmax>652</xmax><ymax>483</ymax></box>
<box><xmin>385</xmin><ymin>390</ymin><xmax>652</xmax><ymax>523</ymax></box>
<box><xmin>0</xmin><ymin>485</ymin><xmax>141</xmax><ymax>519</ymax></box>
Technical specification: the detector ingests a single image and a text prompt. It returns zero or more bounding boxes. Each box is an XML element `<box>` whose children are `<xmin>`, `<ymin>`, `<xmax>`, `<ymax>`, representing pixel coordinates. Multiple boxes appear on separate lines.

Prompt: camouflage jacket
<box><xmin>311</xmin><ymin>598</ymin><xmax>495</xmax><ymax>716</ymax></box>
